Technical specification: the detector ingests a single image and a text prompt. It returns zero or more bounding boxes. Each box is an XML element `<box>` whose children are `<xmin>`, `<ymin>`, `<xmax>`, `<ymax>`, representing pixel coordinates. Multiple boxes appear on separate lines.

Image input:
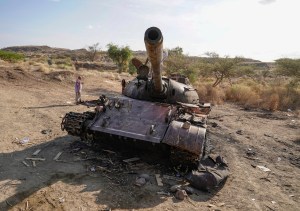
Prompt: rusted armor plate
<box><xmin>89</xmin><ymin>97</ymin><xmax>174</xmax><ymax>143</ymax></box>
<box><xmin>162</xmin><ymin>120</ymin><xmax>206</xmax><ymax>156</ymax></box>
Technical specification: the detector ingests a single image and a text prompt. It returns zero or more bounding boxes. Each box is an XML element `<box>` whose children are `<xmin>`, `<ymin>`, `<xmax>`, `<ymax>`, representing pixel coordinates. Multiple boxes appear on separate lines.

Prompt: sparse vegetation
<box><xmin>1</xmin><ymin>45</ymin><xmax>299</xmax><ymax>111</ymax></box>
<box><xmin>201</xmin><ymin>52</ymin><xmax>242</xmax><ymax>87</ymax></box>
<box><xmin>164</xmin><ymin>47</ymin><xmax>198</xmax><ymax>83</ymax></box>
<box><xmin>87</xmin><ymin>43</ymin><xmax>101</xmax><ymax>62</ymax></box>
<box><xmin>195</xmin><ymin>78</ymin><xmax>300</xmax><ymax>111</ymax></box>
<box><xmin>275</xmin><ymin>58</ymin><xmax>300</xmax><ymax>86</ymax></box>
<box><xmin>0</xmin><ymin>50</ymin><xmax>24</xmax><ymax>62</ymax></box>
<box><xmin>128</xmin><ymin>61</ymin><xmax>137</xmax><ymax>75</ymax></box>
<box><xmin>107</xmin><ymin>43</ymin><xmax>132</xmax><ymax>73</ymax></box>
<box><xmin>163</xmin><ymin>47</ymin><xmax>300</xmax><ymax>111</ymax></box>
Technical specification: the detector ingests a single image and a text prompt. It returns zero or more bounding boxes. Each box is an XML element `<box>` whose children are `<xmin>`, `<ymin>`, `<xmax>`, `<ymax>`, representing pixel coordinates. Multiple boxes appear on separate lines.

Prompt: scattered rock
<box><xmin>41</xmin><ymin>129</ymin><xmax>52</xmax><ymax>134</ymax></box>
<box><xmin>236</xmin><ymin>130</ymin><xmax>243</xmax><ymax>135</ymax></box>
<box><xmin>207</xmin><ymin>204</ymin><xmax>216</xmax><ymax>208</ymax></box>
<box><xmin>217</xmin><ymin>202</ymin><xmax>225</xmax><ymax>207</ymax></box>
<box><xmin>20</xmin><ymin>137</ymin><xmax>30</xmax><ymax>144</ymax></box>
<box><xmin>264</xmin><ymin>133</ymin><xmax>272</xmax><ymax>137</ymax></box>
<box><xmin>170</xmin><ymin>185</ymin><xmax>181</xmax><ymax>193</ymax></box>
<box><xmin>134</xmin><ymin>174</ymin><xmax>150</xmax><ymax>186</ymax></box>
<box><xmin>256</xmin><ymin>165</ymin><xmax>271</xmax><ymax>172</ymax></box>
<box><xmin>139</xmin><ymin>173</ymin><xmax>150</xmax><ymax>182</ymax></box>
<box><xmin>246</xmin><ymin>148</ymin><xmax>256</xmax><ymax>156</ymax></box>
<box><xmin>211</xmin><ymin>122</ymin><xmax>218</xmax><ymax>127</ymax></box>
<box><xmin>175</xmin><ymin>190</ymin><xmax>187</xmax><ymax>200</ymax></box>
<box><xmin>58</xmin><ymin>197</ymin><xmax>65</xmax><ymax>203</ymax></box>
<box><xmin>135</xmin><ymin>177</ymin><xmax>146</xmax><ymax>186</ymax></box>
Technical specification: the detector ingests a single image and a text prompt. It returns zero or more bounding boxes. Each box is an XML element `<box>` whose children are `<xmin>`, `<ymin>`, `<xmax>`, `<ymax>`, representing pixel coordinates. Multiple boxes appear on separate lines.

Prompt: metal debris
<box><xmin>155</xmin><ymin>174</ymin><xmax>163</xmax><ymax>186</ymax></box>
<box><xmin>22</xmin><ymin>161</ymin><xmax>30</xmax><ymax>167</ymax></box>
<box><xmin>6</xmin><ymin>200</ymin><xmax>13</xmax><ymax>207</ymax></box>
<box><xmin>96</xmin><ymin>166</ymin><xmax>111</xmax><ymax>173</ymax></box>
<box><xmin>157</xmin><ymin>191</ymin><xmax>170</xmax><ymax>196</ymax></box>
<box><xmin>163</xmin><ymin>175</ymin><xmax>183</xmax><ymax>182</ymax></box>
<box><xmin>123</xmin><ymin>157</ymin><xmax>140</xmax><ymax>163</ymax></box>
<box><xmin>53</xmin><ymin>152</ymin><xmax>63</xmax><ymax>161</ymax></box>
<box><xmin>25</xmin><ymin>157</ymin><xmax>46</xmax><ymax>161</ymax></box>
<box><xmin>32</xmin><ymin>149</ymin><xmax>41</xmax><ymax>156</ymax></box>
<box><xmin>102</xmin><ymin>149</ymin><xmax>116</xmax><ymax>154</ymax></box>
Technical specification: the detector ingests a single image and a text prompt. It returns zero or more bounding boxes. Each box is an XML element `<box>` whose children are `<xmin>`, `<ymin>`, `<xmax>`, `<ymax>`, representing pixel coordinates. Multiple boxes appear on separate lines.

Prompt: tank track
<box><xmin>61</xmin><ymin>112</ymin><xmax>95</xmax><ymax>137</ymax></box>
<box><xmin>170</xmin><ymin>147</ymin><xmax>199</xmax><ymax>168</ymax></box>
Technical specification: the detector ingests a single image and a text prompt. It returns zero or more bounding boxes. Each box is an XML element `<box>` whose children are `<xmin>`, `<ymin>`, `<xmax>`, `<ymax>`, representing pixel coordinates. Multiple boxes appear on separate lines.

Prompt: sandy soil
<box><xmin>0</xmin><ymin>63</ymin><xmax>299</xmax><ymax>211</ymax></box>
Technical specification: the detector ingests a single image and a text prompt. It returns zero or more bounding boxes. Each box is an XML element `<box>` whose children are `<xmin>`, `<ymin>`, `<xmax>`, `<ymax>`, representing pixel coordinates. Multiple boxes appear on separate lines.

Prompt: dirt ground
<box><xmin>0</xmin><ymin>62</ymin><xmax>299</xmax><ymax>211</ymax></box>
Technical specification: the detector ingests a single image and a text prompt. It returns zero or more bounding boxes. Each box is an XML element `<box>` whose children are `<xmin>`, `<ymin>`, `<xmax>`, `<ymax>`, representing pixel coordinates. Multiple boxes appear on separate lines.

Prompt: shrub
<box><xmin>195</xmin><ymin>82</ymin><xmax>225</xmax><ymax>104</ymax></box>
<box><xmin>0</xmin><ymin>50</ymin><xmax>25</xmax><ymax>62</ymax></box>
<box><xmin>226</xmin><ymin>84</ymin><xmax>260</xmax><ymax>108</ymax></box>
<box><xmin>195</xmin><ymin>77</ymin><xmax>300</xmax><ymax>111</ymax></box>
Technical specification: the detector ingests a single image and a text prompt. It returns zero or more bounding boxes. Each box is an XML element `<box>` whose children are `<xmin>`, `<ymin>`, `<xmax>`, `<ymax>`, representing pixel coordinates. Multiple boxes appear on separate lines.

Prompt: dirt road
<box><xmin>0</xmin><ymin>65</ymin><xmax>299</xmax><ymax>210</ymax></box>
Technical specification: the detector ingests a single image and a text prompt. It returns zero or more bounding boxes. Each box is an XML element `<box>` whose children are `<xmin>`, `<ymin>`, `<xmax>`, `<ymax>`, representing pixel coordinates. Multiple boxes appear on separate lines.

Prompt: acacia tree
<box><xmin>204</xmin><ymin>52</ymin><xmax>242</xmax><ymax>87</ymax></box>
<box><xmin>164</xmin><ymin>47</ymin><xmax>199</xmax><ymax>83</ymax></box>
<box><xmin>106</xmin><ymin>43</ymin><xmax>132</xmax><ymax>73</ymax></box>
<box><xmin>276</xmin><ymin>58</ymin><xmax>300</xmax><ymax>86</ymax></box>
<box><xmin>87</xmin><ymin>43</ymin><xmax>101</xmax><ymax>62</ymax></box>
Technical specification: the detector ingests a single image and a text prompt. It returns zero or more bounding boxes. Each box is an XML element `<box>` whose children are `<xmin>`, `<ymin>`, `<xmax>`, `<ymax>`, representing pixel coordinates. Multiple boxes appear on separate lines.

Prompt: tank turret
<box><xmin>123</xmin><ymin>27</ymin><xmax>200</xmax><ymax>105</ymax></box>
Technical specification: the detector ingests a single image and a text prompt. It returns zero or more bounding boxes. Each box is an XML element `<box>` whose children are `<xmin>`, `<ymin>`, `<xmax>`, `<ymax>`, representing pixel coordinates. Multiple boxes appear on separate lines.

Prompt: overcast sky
<box><xmin>0</xmin><ymin>0</ymin><xmax>299</xmax><ymax>62</ymax></box>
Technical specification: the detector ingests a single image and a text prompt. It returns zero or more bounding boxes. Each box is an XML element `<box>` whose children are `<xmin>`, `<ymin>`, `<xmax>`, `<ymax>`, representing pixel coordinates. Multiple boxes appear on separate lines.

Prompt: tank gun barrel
<box><xmin>144</xmin><ymin>27</ymin><xmax>163</xmax><ymax>93</ymax></box>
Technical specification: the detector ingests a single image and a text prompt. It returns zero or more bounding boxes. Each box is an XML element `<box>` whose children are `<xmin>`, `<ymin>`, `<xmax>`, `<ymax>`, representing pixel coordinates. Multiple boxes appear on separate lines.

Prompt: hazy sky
<box><xmin>0</xmin><ymin>0</ymin><xmax>299</xmax><ymax>62</ymax></box>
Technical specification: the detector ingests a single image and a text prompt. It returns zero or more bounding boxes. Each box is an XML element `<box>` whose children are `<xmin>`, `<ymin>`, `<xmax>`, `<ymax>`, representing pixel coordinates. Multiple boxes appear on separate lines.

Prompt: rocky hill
<box><xmin>2</xmin><ymin>45</ymin><xmax>88</xmax><ymax>59</ymax></box>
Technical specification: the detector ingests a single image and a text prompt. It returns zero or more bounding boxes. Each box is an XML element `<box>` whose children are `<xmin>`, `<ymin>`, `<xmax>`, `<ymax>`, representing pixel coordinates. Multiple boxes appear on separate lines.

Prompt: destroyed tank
<box><xmin>61</xmin><ymin>27</ymin><xmax>211</xmax><ymax>164</ymax></box>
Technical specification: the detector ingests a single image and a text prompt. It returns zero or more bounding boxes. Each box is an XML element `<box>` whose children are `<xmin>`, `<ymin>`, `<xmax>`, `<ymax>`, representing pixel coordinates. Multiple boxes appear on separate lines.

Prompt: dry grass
<box><xmin>196</xmin><ymin>82</ymin><xmax>225</xmax><ymax>104</ymax></box>
<box><xmin>196</xmin><ymin>78</ymin><xmax>300</xmax><ymax>111</ymax></box>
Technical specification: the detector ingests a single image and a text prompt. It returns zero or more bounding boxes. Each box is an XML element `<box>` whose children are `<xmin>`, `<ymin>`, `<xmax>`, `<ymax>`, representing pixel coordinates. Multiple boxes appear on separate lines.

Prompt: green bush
<box><xmin>128</xmin><ymin>61</ymin><xmax>137</xmax><ymax>75</ymax></box>
<box><xmin>0</xmin><ymin>50</ymin><xmax>25</xmax><ymax>62</ymax></box>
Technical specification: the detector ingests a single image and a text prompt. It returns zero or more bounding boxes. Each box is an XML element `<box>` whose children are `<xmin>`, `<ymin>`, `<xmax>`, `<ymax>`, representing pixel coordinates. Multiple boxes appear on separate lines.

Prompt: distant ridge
<box><xmin>2</xmin><ymin>45</ymin><xmax>272</xmax><ymax>65</ymax></box>
<box><xmin>1</xmin><ymin>45</ymin><xmax>88</xmax><ymax>58</ymax></box>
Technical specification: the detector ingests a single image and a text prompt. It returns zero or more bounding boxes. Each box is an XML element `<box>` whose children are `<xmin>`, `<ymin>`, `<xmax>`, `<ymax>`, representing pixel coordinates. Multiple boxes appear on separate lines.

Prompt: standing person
<box><xmin>75</xmin><ymin>76</ymin><xmax>83</xmax><ymax>104</ymax></box>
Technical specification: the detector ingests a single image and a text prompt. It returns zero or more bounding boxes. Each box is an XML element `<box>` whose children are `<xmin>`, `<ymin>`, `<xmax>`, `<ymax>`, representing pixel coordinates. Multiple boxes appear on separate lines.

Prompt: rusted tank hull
<box><xmin>162</xmin><ymin>121</ymin><xmax>206</xmax><ymax>156</ymax></box>
<box><xmin>62</xmin><ymin>96</ymin><xmax>208</xmax><ymax>159</ymax></box>
<box><xmin>89</xmin><ymin>97</ymin><xmax>173</xmax><ymax>143</ymax></box>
